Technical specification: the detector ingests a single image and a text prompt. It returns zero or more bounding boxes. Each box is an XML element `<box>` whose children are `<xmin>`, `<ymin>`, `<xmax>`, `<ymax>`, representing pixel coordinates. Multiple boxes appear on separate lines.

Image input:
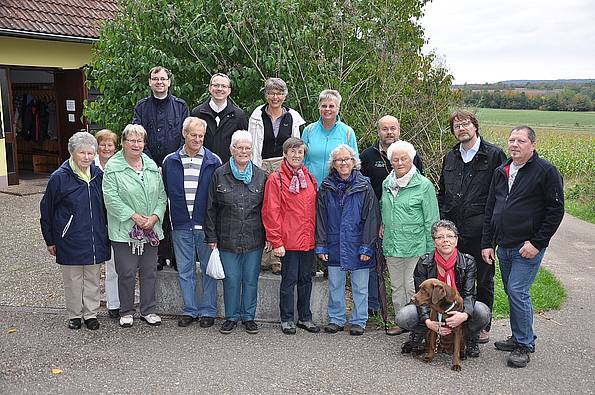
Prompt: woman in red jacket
<box><xmin>262</xmin><ymin>137</ymin><xmax>320</xmax><ymax>335</ymax></box>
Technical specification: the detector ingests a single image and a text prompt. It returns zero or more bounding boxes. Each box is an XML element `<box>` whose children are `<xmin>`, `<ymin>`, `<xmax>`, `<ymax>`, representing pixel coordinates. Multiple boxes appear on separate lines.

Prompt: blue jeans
<box><xmin>172</xmin><ymin>229</ymin><xmax>217</xmax><ymax>318</ymax></box>
<box><xmin>368</xmin><ymin>268</ymin><xmax>380</xmax><ymax>311</ymax></box>
<box><xmin>279</xmin><ymin>250</ymin><xmax>314</xmax><ymax>322</ymax></box>
<box><xmin>327</xmin><ymin>266</ymin><xmax>369</xmax><ymax>328</ymax></box>
<box><xmin>497</xmin><ymin>245</ymin><xmax>545</xmax><ymax>350</ymax></box>
<box><xmin>219</xmin><ymin>248</ymin><xmax>263</xmax><ymax>321</ymax></box>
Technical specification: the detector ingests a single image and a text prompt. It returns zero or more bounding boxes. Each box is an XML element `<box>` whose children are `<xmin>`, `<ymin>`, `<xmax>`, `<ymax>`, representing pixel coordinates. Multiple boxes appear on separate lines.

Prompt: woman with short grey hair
<box><xmin>302</xmin><ymin>89</ymin><xmax>359</xmax><ymax>187</ymax></box>
<box><xmin>40</xmin><ymin>132</ymin><xmax>110</xmax><ymax>331</ymax></box>
<box><xmin>248</xmin><ymin>77</ymin><xmax>305</xmax><ymax>174</ymax></box>
<box><xmin>205</xmin><ymin>130</ymin><xmax>269</xmax><ymax>334</ymax></box>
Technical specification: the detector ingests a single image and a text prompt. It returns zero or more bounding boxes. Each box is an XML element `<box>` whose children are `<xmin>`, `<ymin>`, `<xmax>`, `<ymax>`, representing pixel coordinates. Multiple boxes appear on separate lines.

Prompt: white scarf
<box><xmin>388</xmin><ymin>165</ymin><xmax>417</xmax><ymax>197</ymax></box>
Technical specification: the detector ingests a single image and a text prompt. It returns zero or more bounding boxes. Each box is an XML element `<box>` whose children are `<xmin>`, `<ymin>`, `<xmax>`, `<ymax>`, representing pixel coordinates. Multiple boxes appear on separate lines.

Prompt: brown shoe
<box><xmin>479</xmin><ymin>329</ymin><xmax>490</xmax><ymax>344</ymax></box>
<box><xmin>386</xmin><ymin>326</ymin><xmax>408</xmax><ymax>336</ymax></box>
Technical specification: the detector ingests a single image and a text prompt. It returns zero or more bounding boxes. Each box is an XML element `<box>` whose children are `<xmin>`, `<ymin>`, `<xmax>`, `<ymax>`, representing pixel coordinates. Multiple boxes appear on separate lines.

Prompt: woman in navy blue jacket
<box><xmin>40</xmin><ymin>132</ymin><xmax>110</xmax><ymax>330</ymax></box>
<box><xmin>315</xmin><ymin>144</ymin><xmax>380</xmax><ymax>336</ymax></box>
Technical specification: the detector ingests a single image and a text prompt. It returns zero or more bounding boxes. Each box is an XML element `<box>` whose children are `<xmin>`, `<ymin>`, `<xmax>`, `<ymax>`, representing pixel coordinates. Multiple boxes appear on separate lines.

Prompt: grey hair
<box><xmin>431</xmin><ymin>220</ymin><xmax>459</xmax><ymax>239</ymax></box>
<box><xmin>511</xmin><ymin>125</ymin><xmax>536</xmax><ymax>143</ymax></box>
<box><xmin>121</xmin><ymin>124</ymin><xmax>147</xmax><ymax>145</ymax></box>
<box><xmin>182</xmin><ymin>116</ymin><xmax>207</xmax><ymax>136</ymax></box>
<box><xmin>265</xmin><ymin>78</ymin><xmax>288</xmax><ymax>96</ymax></box>
<box><xmin>68</xmin><ymin>131</ymin><xmax>97</xmax><ymax>155</ymax></box>
<box><xmin>282</xmin><ymin>137</ymin><xmax>307</xmax><ymax>155</ymax></box>
<box><xmin>387</xmin><ymin>140</ymin><xmax>416</xmax><ymax>161</ymax></box>
<box><xmin>210</xmin><ymin>72</ymin><xmax>231</xmax><ymax>87</ymax></box>
<box><xmin>230</xmin><ymin>130</ymin><xmax>252</xmax><ymax>149</ymax></box>
<box><xmin>327</xmin><ymin>144</ymin><xmax>361</xmax><ymax>174</ymax></box>
<box><xmin>318</xmin><ymin>89</ymin><xmax>342</xmax><ymax>107</ymax></box>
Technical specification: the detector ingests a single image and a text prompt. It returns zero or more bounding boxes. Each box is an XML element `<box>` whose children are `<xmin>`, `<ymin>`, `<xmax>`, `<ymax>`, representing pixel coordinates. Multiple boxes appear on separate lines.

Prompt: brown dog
<box><xmin>411</xmin><ymin>278</ymin><xmax>466</xmax><ymax>371</ymax></box>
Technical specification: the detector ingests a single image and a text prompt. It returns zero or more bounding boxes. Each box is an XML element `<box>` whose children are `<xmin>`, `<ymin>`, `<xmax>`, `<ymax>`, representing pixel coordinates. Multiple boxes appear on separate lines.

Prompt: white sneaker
<box><xmin>119</xmin><ymin>315</ymin><xmax>133</xmax><ymax>328</ymax></box>
<box><xmin>141</xmin><ymin>313</ymin><xmax>162</xmax><ymax>326</ymax></box>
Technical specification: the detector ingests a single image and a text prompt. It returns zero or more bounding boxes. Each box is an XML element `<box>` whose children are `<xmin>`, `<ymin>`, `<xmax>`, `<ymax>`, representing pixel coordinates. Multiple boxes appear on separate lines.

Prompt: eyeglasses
<box><xmin>150</xmin><ymin>77</ymin><xmax>169</xmax><ymax>82</ymax></box>
<box><xmin>211</xmin><ymin>83</ymin><xmax>230</xmax><ymax>89</ymax></box>
<box><xmin>126</xmin><ymin>139</ymin><xmax>144</xmax><ymax>145</ymax></box>
<box><xmin>334</xmin><ymin>158</ymin><xmax>354</xmax><ymax>164</ymax></box>
<box><xmin>453</xmin><ymin>120</ymin><xmax>472</xmax><ymax>130</ymax></box>
<box><xmin>433</xmin><ymin>234</ymin><xmax>457</xmax><ymax>241</ymax></box>
<box><xmin>267</xmin><ymin>92</ymin><xmax>285</xmax><ymax>98</ymax></box>
<box><xmin>233</xmin><ymin>146</ymin><xmax>252</xmax><ymax>152</ymax></box>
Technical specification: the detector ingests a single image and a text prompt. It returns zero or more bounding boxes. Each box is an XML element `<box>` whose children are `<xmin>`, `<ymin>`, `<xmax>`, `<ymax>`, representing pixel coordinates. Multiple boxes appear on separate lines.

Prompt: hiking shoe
<box><xmin>141</xmin><ymin>313</ymin><xmax>162</xmax><ymax>326</ymax></box>
<box><xmin>401</xmin><ymin>332</ymin><xmax>425</xmax><ymax>354</ymax></box>
<box><xmin>297</xmin><ymin>320</ymin><xmax>320</xmax><ymax>333</ymax></box>
<box><xmin>466</xmin><ymin>340</ymin><xmax>480</xmax><ymax>358</ymax></box>
<box><xmin>68</xmin><ymin>318</ymin><xmax>82</xmax><ymax>330</ymax></box>
<box><xmin>108</xmin><ymin>308</ymin><xmax>120</xmax><ymax>319</ymax></box>
<box><xmin>324</xmin><ymin>323</ymin><xmax>344</xmax><ymax>333</ymax></box>
<box><xmin>281</xmin><ymin>321</ymin><xmax>296</xmax><ymax>335</ymax></box>
<box><xmin>199</xmin><ymin>316</ymin><xmax>215</xmax><ymax>328</ymax></box>
<box><xmin>495</xmin><ymin>336</ymin><xmax>536</xmax><ymax>352</ymax></box>
<box><xmin>349</xmin><ymin>325</ymin><xmax>365</xmax><ymax>336</ymax></box>
<box><xmin>119</xmin><ymin>315</ymin><xmax>134</xmax><ymax>328</ymax></box>
<box><xmin>84</xmin><ymin>318</ymin><xmax>100</xmax><ymax>330</ymax></box>
<box><xmin>507</xmin><ymin>346</ymin><xmax>531</xmax><ymax>368</ymax></box>
<box><xmin>243</xmin><ymin>320</ymin><xmax>259</xmax><ymax>334</ymax></box>
<box><xmin>478</xmin><ymin>329</ymin><xmax>490</xmax><ymax>344</ymax></box>
<box><xmin>178</xmin><ymin>315</ymin><xmax>196</xmax><ymax>327</ymax></box>
<box><xmin>386</xmin><ymin>326</ymin><xmax>407</xmax><ymax>336</ymax></box>
<box><xmin>219</xmin><ymin>320</ymin><xmax>237</xmax><ymax>334</ymax></box>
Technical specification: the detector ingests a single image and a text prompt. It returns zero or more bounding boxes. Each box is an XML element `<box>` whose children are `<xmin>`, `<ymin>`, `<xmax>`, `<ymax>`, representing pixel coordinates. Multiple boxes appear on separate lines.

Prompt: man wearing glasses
<box><xmin>133</xmin><ymin>66</ymin><xmax>189</xmax><ymax>270</ymax></box>
<box><xmin>437</xmin><ymin>110</ymin><xmax>506</xmax><ymax>347</ymax></box>
<box><xmin>191</xmin><ymin>73</ymin><xmax>247</xmax><ymax>164</ymax></box>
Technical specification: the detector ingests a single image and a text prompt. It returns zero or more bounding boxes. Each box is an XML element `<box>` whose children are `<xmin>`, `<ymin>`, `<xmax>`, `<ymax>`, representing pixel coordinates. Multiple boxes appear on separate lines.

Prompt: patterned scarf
<box><xmin>286</xmin><ymin>159</ymin><xmax>307</xmax><ymax>194</ymax></box>
<box><xmin>434</xmin><ymin>248</ymin><xmax>458</xmax><ymax>292</ymax></box>
<box><xmin>129</xmin><ymin>224</ymin><xmax>160</xmax><ymax>255</ymax></box>
<box><xmin>230</xmin><ymin>157</ymin><xmax>253</xmax><ymax>184</ymax></box>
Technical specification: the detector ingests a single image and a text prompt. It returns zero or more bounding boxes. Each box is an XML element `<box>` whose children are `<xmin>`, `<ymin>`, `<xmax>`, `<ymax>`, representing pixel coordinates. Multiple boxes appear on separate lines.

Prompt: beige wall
<box><xmin>0</xmin><ymin>81</ymin><xmax>7</xmax><ymax>188</ymax></box>
<box><xmin>0</xmin><ymin>36</ymin><xmax>92</xmax><ymax>69</ymax></box>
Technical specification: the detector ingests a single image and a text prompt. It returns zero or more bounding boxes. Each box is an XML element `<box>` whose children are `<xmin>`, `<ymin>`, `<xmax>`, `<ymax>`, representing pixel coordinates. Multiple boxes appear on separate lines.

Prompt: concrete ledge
<box><xmin>155</xmin><ymin>267</ymin><xmax>329</xmax><ymax>324</ymax></box>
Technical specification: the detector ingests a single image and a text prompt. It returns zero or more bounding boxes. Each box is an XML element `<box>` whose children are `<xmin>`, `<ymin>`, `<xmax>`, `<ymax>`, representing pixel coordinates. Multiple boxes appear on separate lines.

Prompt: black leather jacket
<box><xmin>413</xmin><ymin>251</ymin><xmax>477</xmax><ymax>322</ymax></box>
<box><xmin>204</xmin><ymin>162</ymin><xmax>266</xmax><ymax>253</ymax></box>
<box><xmin>437</xmin><ymin>138</ymin><xmax>506</xmax><ymax>239</ymax></box>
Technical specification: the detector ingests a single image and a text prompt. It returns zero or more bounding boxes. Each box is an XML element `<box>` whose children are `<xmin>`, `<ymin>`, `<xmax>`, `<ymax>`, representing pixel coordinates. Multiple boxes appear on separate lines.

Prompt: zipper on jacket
<box><xmin>87</xmin><ymin>180</ymin><xmax>97</xmax><ymax>264</ymax></box>
<box><xmin>61</xmin><ymin>215</ymin><xmax>74</xmax><ymax>238</ymax></box>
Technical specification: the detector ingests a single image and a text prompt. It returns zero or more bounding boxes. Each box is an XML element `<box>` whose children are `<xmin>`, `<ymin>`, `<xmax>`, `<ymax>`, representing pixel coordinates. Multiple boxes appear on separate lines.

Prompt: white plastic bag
<box><xmin>206</xmin><ymin>248</ymin><xmax>225</xmax><ymax>279</ymax></box>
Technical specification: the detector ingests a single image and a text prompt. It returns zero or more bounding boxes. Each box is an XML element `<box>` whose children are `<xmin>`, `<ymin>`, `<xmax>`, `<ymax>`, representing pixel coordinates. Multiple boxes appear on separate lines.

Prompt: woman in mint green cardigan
<box><xmin>103</xmin><ymin>124</ymin><xmax>167</xmax><ymax>328</ymax></box>
<box><xmin>380</xmin><ymin>140</ymin><xmax>439</xmax><ymax>335</ymax></box>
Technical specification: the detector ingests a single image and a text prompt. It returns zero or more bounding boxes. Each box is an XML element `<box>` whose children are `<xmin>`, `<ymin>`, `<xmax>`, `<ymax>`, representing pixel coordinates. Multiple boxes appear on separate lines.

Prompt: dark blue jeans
<box><xmin>368</xmin><ymin>268</ymin><xmax>380</xmax><ymax>311</ymax></box>
<box><xmin>497</xmin><ymin>245</ymin><xmax>545</xmax><ymax>350</ymax></box>
<box><xmin>279</xmin><ymin>250</ymin><xmax>314</xmax><ymax>322</ymax></box>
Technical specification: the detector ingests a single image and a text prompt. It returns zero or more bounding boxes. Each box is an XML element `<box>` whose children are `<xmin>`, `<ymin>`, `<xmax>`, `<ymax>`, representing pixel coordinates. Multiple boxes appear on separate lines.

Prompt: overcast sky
<box><xmin>420</xmin><ymin>0</ymin><xmax>595</xmax><ymax>84</ymax></box>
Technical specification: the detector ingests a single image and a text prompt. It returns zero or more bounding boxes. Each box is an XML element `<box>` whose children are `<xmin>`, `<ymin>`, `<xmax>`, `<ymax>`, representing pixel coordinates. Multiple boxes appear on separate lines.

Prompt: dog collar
<box><xmin>437</xmin><ymin>301</ymin><xmax>458</xmax><ymax>324</ymax></box>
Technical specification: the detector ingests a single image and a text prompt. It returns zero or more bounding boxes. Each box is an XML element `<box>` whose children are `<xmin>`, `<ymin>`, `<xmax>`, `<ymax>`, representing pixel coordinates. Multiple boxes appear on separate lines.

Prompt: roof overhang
<box><xmin>0</xmin><ymin>28</ymin><xmax>97</xmax><ymax>44</ymax></box>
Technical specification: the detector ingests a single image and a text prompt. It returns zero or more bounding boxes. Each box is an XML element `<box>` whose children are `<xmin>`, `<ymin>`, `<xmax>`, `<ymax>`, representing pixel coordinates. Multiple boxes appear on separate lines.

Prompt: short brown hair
<box><xmin>149</xmin><ymin>66</ymin><xmax>172</xmax><ymax>79</ymax></box>
<box><xmin>449</xmin><ymin>110</ymin><xmax>479</xmax><ymax>135</ymax></box>
<box><xmin>95</xmin><ymin>129</ymin><xmax>118</xmax><ymax>147</ymax></box>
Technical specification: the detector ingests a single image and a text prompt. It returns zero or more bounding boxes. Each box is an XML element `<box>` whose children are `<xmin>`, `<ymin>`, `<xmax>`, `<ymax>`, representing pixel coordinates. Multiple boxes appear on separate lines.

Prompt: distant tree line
<box><xmin>457</xmin><ymin>82</ymin><xmax>595</xmax><ymax>111</ymax></box>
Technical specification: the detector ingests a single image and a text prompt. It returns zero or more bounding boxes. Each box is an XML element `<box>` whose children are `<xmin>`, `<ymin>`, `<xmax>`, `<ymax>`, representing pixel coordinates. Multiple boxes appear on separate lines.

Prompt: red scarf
<box><xmin>434</xmin><ymin>248</ymin><xmax>458</xmax><ymax>292</ymax></box>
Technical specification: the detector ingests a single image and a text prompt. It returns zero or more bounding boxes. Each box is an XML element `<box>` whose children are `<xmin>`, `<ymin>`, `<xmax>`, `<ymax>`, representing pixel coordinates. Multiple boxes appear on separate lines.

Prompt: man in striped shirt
<box><xmin>162</xmin><ymin>117</ymin><xmax>223</xmax><ymax>327</ymax></box>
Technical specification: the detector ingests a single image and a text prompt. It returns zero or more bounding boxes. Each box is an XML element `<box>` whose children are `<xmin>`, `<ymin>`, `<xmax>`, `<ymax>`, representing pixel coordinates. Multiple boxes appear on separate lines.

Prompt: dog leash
<box><xmin>434</xmin><ymin>300</ymin><xmax>458</xmax><ymax>354</ymax></box>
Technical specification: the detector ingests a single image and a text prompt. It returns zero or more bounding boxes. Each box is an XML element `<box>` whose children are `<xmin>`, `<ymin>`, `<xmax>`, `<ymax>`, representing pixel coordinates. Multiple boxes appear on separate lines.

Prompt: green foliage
<box><xmin>86</xmin><ymin>0</ymin><xmax>454</xmax><ymax>177</ymax></box>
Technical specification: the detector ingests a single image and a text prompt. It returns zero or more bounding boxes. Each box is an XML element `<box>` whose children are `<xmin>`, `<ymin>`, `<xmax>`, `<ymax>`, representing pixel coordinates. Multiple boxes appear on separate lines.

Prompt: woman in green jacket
<box><xmin>103</xmin><ymin>124</ymin><xmax>167</xmax><ymax>328</ymax></box>
<box><xmin>380</xmin><ymin>140</ymin><xmax>439</xmax><ymax>335</ymax></box>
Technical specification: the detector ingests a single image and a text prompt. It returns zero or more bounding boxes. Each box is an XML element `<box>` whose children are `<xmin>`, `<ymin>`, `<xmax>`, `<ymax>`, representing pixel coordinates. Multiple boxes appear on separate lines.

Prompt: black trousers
<box><xmin>158</xmin><ymin>206</ymin><xmax>175</xmax><ymax>262</ymax></box>
<box><xmin>458</xmin><ymin>236</ymin><xmax>494</xmax><ymax>331</ymax></box>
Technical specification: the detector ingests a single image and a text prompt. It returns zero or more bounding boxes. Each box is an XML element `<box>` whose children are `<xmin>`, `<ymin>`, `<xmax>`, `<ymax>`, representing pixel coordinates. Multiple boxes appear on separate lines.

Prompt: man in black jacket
<box><xmin>191</xmin><ymin>73</ymin><xmax>248</xmax><ymax>164</ymax></box>
<box><xmin>360</xmin><ymin>115</ymin><xmax>423</xmax><ymax>334</ymax></box>
<box><xmin>133</xmin><ymin>66</ymin><xmax>189</xmax><ymax>270</ymax></box>
<box><xmin>437</xmin><ymin>110</ymin><xmax>506</xmax><ymax>344</ymax></box>
<box><xmin>482</xmin><ymin>125</ymin><xmax>564</xmax><ymax>368</ymax></box>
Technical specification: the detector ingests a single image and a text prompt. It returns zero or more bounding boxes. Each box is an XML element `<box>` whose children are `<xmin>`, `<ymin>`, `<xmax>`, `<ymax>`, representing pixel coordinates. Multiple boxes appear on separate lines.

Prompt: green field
<box><xmin>474</xmin><ymin>108</ymin><xmax>595</xmax><ymax>132</ymax></box>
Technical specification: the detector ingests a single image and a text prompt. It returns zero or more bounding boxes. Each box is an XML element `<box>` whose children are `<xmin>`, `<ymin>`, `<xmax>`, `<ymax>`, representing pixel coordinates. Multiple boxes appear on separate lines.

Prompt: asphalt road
<box><xmin>0</xmin><ymin>192</ymin><xmax>594</xmax><ymax>394</ymax></box>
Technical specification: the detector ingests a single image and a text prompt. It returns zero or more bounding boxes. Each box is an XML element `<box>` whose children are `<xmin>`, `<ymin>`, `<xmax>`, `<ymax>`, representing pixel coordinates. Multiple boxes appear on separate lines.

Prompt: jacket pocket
<box><xmin>62</xmin><ymin>214</ymin><xmax>74</xmax><ymax>238</ymax></box>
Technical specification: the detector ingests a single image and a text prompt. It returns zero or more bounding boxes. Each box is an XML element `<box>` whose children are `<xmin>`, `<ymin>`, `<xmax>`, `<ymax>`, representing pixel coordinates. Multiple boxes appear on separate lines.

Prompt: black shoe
<box><xmin>349</xmin><ymin>325</ymin><xmax>364</xmax><ymax>336</ymax></box>
<box><xmin>401</xmin><ymin>332</ymin><xmax>424</xmax><ymax>354</ymax></box>
<box><xmin>170</xmin><ymin>257</ymin><xmax>178</xmax><ymax>271</ymax></box>
<box><xmin>178</xmin><ymin>315</ymin><xmax>196</xmax><ymax>327</ymax></box>
<box><xmin>507</xmin><ymin>346</ymin><xmax>531</xmax><ymax>368</ymax></box>
<box><xmin>157</xmin><ymin>258</ymin><xmax>165</xmax><ymax>271</ymax></box>
<box><xmin>199</xmin><ymin>316</ymin><xmax>215</xmax><ymax>328</ymax></box>
<box><xmin>68</xmin><ymin>318</ymin><xmax>82</xmax><ymax>330</ymax></box>
<box><xmin>466</xmin><ymin>341</ymin><xmax>480</xmax><ymax>358</ymax></box>
<box><xmin>219</xmin><ymin>320</ymin><xmax>237</xmax><ymax>334</ymax></box>
<box><xmin>243</xmin><ymin>320</ymin><xmax>259</xmax><ymax>334</ymax></box>
<box><xmin>296</xmin><ymin>320</ymin><xmax>320</xmax><ymax>333</ymax></box>
<box><xmin>108</xmin><ymin>308</ymin><xmax>120</xmax><ymax>319</ymax></box>
<box><xmin>495</xmin><ymin>336</ymin><xmax>536</xmax><ymax>352</ymax></box>
<box><xmin>84</xmin><ymin>318</ymin><xmax>100</xmax><ymax>330</ymax></box>
<box><xmin>324</xmin><ymin>323</ymin><xmax>344</xmax><ymax>333</ymax></box>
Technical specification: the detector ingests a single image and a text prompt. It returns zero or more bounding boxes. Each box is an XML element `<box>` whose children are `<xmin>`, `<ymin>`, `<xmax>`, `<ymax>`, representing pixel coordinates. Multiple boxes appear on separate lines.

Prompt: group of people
<box><xmin>40</xmin><ymin>66</ymin><xmax>565</xmax><ymax>370</ymax></box>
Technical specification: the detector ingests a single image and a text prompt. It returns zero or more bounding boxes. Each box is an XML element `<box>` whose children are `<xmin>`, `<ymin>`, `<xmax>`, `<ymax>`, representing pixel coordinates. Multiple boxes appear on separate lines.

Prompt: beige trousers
<box><xmin>386</xmin><ymin>256</ymin><xmax>420</xmax><ymax>319</ymax></box>
<box><xmin>61</xmin><ymin>264</ymin><xmax>101</xmax><ymax>320</ymax></box>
